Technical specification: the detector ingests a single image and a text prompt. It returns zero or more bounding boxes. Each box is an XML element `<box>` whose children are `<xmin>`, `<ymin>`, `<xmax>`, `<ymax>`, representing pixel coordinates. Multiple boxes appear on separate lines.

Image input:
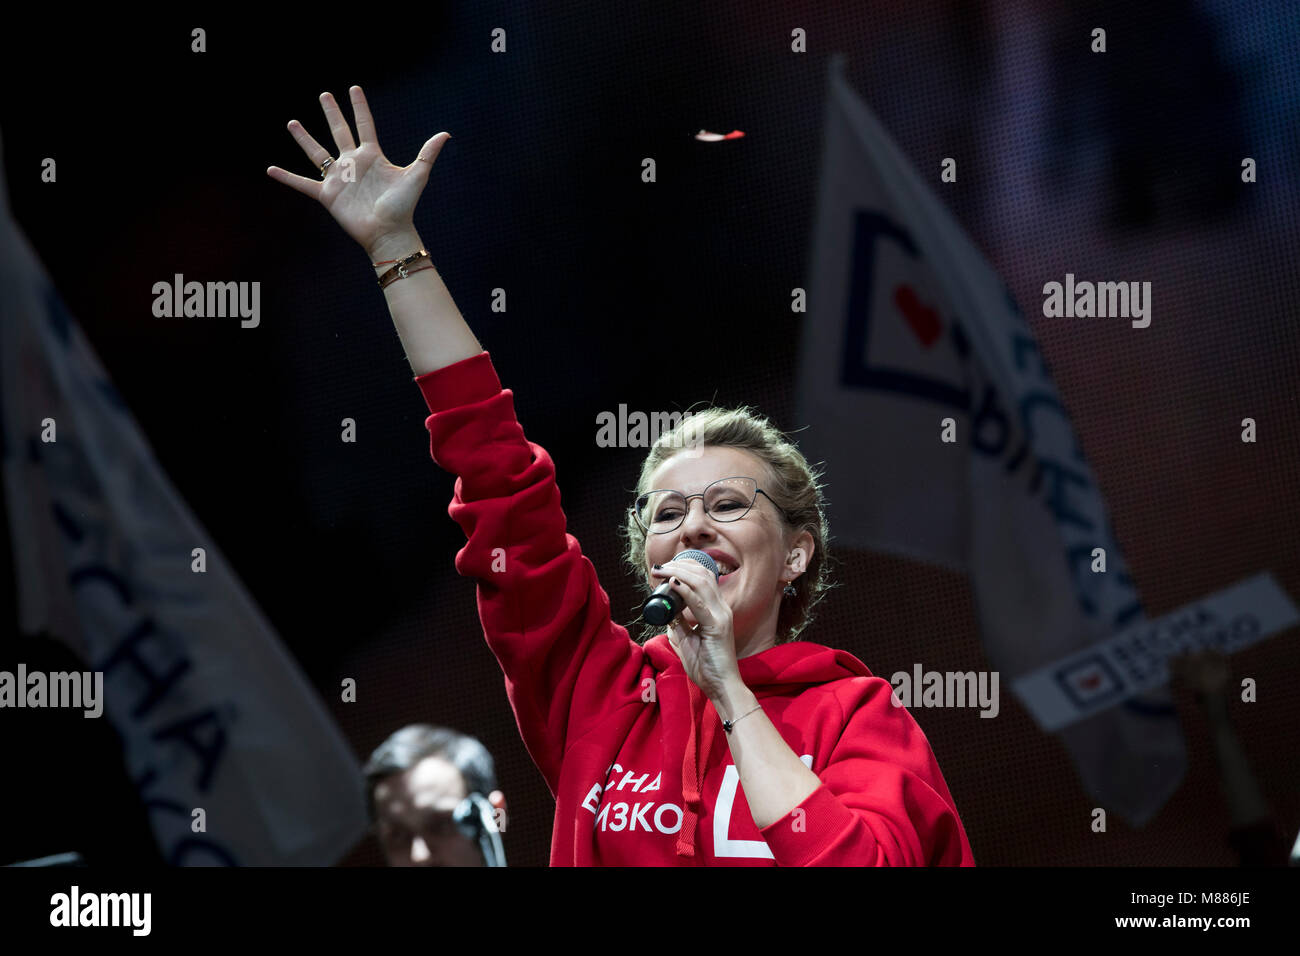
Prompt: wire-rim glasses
<box><xmin>631</xmin><ymin>476</ymin><xmax>779</xmax><ymax>534</ymax></box>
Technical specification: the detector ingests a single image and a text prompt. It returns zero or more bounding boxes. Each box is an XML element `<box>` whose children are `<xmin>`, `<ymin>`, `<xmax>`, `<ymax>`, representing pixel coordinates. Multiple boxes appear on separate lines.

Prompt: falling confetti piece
<box><xmin>694</xmin><ymin>129</ymin><xmax>745</xmax><ymax>142</ymax></box>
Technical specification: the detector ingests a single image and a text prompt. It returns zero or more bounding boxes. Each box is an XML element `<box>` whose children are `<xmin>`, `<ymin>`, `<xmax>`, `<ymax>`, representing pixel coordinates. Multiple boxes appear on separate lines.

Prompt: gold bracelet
<box><xmin>376</xmin><ymin>249</ymin><xmax>430</xmax><ymax>289</ymax></box>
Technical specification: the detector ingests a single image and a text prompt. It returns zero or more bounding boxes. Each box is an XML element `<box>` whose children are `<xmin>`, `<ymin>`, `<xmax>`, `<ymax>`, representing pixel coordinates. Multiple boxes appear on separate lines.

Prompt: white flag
<box><xmin>794</xmin><ymin>56</ymin><xmax>1186</xmax><ymax>826</ymax></box>
<box><xmin>0</xmin><ymin>134</ymin><xmax>368</xmax><ymax>864</ymax></box>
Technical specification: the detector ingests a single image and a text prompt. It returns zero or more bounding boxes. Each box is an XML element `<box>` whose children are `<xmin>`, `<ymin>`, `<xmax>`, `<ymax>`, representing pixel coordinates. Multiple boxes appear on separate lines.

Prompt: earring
<box><xmin>783</xmin><ymin>583</ymin><xmax>796</xmax><ymax>598</ymax></box>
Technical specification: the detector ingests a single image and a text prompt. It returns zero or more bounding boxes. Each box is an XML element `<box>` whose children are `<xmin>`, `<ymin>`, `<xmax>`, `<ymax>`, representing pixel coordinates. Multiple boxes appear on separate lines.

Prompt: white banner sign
<box><xmin>0</xmin><ymin>147</ymin><xmax>368</xmax><ymax>865</ymax></box>
<box><xmin>794</xmin><ymin>55</ymin><xmax>1189</xmax><ymax>825</ymax></box>
<box><xmin>1013</xmin><ymin>574</ymin><xmax>1298</xmax><ymax>731</ymax></box>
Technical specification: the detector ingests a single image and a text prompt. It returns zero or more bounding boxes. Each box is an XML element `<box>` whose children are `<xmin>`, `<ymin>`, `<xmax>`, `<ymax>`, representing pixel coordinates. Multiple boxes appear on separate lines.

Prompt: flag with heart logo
<box><xmin>794</xmin><ymin>55</ymin><xmax>1187</xmax><ymax>826</ymax></box>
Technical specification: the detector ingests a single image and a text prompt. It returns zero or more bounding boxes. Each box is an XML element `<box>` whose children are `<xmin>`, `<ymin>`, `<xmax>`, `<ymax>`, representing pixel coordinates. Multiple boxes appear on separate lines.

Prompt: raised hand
<box><xmin>266</xmin><ymin>86</ymin><xmax>449</xmax><ymax>256</ymax></box>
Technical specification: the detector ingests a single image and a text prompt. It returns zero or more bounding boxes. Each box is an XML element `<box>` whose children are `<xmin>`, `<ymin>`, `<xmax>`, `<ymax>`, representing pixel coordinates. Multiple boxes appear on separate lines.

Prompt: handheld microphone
<box><xmin>641</xmin><ymin>549</ymin><xmax>719</xmax><ymax>626</ymax></box>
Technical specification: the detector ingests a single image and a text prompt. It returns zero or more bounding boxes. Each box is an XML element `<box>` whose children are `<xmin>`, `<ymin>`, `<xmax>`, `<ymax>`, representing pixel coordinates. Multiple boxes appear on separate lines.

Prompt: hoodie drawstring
<box><xmin>676</xmin><ymin>679</ymin><xmax>718</xmax><ymax>858</ymax></box>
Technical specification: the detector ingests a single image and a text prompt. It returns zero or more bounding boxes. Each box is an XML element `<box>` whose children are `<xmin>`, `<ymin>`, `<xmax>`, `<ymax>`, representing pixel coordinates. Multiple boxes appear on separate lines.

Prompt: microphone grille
<box><xmin>673</xmin><ymin>549</ymin><xmax>719</xmax><ymax>577</ymax></box>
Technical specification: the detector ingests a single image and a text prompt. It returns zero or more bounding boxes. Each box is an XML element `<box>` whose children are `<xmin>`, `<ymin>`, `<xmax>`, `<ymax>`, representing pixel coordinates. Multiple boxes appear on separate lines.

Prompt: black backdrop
<box><xmin>1</xmin><ymin>1</ymin><xmax>1297</xmax><ymax>867</ymax></box>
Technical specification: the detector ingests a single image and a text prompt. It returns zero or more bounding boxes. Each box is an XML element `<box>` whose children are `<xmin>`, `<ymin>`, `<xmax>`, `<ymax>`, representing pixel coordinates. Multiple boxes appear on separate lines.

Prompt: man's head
<box><xmin>363</xmin><ymin>724</ymin><xmax>507</xmax><ymax>866</ymax></box>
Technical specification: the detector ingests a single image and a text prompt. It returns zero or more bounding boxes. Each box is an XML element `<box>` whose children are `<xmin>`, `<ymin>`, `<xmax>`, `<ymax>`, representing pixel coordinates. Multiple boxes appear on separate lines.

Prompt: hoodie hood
<box><xmin>642</xmin><ymin>635</ymin><xmax>873</xmax><ymax>858</ymax></box>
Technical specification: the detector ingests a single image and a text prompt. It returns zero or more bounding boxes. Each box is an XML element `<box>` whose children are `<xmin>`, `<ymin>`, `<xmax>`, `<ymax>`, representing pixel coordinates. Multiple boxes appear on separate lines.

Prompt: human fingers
<box><xmin>318</xmin><ymin>91</ymin><xmax>358</xmax><ymax>154</ymax></box>
<box><xmin>649</xmin><ymin>565</ymin><xmax>696</xmax><ymax>604</ymax></box>
<box><xmin>286</xmin><ymin>118</ymin><xmax>332</xmax><ymax>170</ymax></box>
<box><xmin>265</xmin><ymin>164</ymin><xmax>323</xmax><ymax>201</ymax></box>
<box><xmin>654</xmin><ymin>558</ymin><xmax>716</xmax><ymax>586</ymax></box>
<box><xmin>348</xmin><ymin>85</ymin><xmax>378</xmax><ymax>145</ymax></box>
<box><xmin>653</xmin><ymin>568</ymin><xmax>723</xmax><ymax>632</ymax></box>
<box><xmin>650</xmin><ymin>564</ymin><xmax>717</xmax><ymax>615</ymax></box>
<box><xmin>662</xmin><ymin>562</ymin><xmax>723</xmax><ymax>605</ymax></box>
<box><xmin>400</xmin><ymin>132</ymin><xmax>452</xmax><ymax>197</ymax></box>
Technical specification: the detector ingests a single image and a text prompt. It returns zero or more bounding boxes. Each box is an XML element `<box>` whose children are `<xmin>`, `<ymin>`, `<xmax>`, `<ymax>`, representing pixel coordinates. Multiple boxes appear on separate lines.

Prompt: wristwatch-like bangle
<box><xmin>377</xmin><ymin>249</ymin><xmax>430</xmax><ymax>288</ymax></box>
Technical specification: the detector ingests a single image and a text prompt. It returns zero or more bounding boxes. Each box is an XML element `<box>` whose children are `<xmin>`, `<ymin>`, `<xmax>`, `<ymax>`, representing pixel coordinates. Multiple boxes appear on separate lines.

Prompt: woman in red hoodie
<box><xmin>269</xmin><ymin>87</ymin><xmax>975</xmax><ymax>866</ymax></box>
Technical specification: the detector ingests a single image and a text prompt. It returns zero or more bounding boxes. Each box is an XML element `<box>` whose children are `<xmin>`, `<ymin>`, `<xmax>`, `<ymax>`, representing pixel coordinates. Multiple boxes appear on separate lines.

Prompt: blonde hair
<box><xmin>620</xmin><ymin>406</ymin><xmax>835</xmax><ymax>644</ymax></box>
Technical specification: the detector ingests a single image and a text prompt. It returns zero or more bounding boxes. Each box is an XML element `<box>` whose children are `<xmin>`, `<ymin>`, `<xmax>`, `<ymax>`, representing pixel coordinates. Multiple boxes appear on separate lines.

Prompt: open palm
<box><xmin>266</xmin><ymin>86</ymin><xmax>448</xmax><ymax>254</ymax></box>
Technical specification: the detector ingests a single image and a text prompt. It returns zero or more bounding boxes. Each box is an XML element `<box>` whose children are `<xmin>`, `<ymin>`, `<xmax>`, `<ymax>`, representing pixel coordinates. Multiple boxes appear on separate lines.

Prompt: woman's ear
<box><xmin>787</xmin><ymin>533</ymin><xmax>814</xmax><ymax>574</ymax></box>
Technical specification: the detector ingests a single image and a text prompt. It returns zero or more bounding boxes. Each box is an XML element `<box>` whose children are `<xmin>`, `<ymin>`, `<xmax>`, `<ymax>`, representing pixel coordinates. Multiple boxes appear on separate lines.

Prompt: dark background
<box><xmin>1</xmin><ymin>0</ymin><xmax>1297</xmax><ymax>866</ymax></box>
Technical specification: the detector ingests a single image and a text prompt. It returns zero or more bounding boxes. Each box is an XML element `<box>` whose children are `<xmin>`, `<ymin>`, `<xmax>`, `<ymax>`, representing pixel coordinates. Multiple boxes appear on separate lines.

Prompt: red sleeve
<box><xmin>759</xmin><ymin>677</ymin><xmax>975</xmax><ymax>866</ymax></box>
<box><xmin>414</xmin><ymin>352</ymin><xmax>647</xmax><ymax>794</ymax></box>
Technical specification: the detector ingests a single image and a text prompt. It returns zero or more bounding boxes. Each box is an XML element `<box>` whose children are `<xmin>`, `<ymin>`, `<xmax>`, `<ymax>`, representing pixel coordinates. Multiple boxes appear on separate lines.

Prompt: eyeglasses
<box><xmin>631</xmin><ymin>476</ymin><xmax>780</xmax><ymax>534</ymax></box>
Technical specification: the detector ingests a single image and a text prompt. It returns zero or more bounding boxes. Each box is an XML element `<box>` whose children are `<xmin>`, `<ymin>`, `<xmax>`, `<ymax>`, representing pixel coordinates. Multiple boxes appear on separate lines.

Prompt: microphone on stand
<box><xmin>452</xmin><ymin>792</ymin><xmax>506</xmax><ymax>867</ymax></box>
<box><xmin>641</xmin><ymin>549</ymin><xmax>719</xmax><ymax>626</ymax></box>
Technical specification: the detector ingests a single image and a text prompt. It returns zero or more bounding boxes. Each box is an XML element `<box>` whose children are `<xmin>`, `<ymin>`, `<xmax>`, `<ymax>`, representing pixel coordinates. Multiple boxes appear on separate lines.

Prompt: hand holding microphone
<box><xmin>642</xmin><ymin>549</ymin><xmax>719</xmax><ymax>626</ymax></box>
<box><xmin>645</xmin><ymin>550</ymin><xmax>742</xmax><ymax>701</ymax></box>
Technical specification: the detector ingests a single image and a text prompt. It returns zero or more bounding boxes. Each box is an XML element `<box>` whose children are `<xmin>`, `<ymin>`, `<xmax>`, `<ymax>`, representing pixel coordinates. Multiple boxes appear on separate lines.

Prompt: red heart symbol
<box><xmin>894</xmin><ymin>285</ymin><xmax>942</xmax><ymax>348</ymax></box>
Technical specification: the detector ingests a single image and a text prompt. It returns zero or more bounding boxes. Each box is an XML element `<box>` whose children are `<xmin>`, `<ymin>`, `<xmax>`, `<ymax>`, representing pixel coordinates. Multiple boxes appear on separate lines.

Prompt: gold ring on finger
<box><xmin>319</xmin><ymin>157</ymin><xmax>334</xmax><ymax>177</ymax></box>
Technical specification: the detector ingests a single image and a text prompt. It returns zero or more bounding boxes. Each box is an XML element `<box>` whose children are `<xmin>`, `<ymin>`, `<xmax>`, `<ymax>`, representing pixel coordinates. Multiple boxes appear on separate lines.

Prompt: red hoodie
<box><xmin>415</xmin><ymin>350</ymin><xmax>975</xmax><ymax>866</ymax></box>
